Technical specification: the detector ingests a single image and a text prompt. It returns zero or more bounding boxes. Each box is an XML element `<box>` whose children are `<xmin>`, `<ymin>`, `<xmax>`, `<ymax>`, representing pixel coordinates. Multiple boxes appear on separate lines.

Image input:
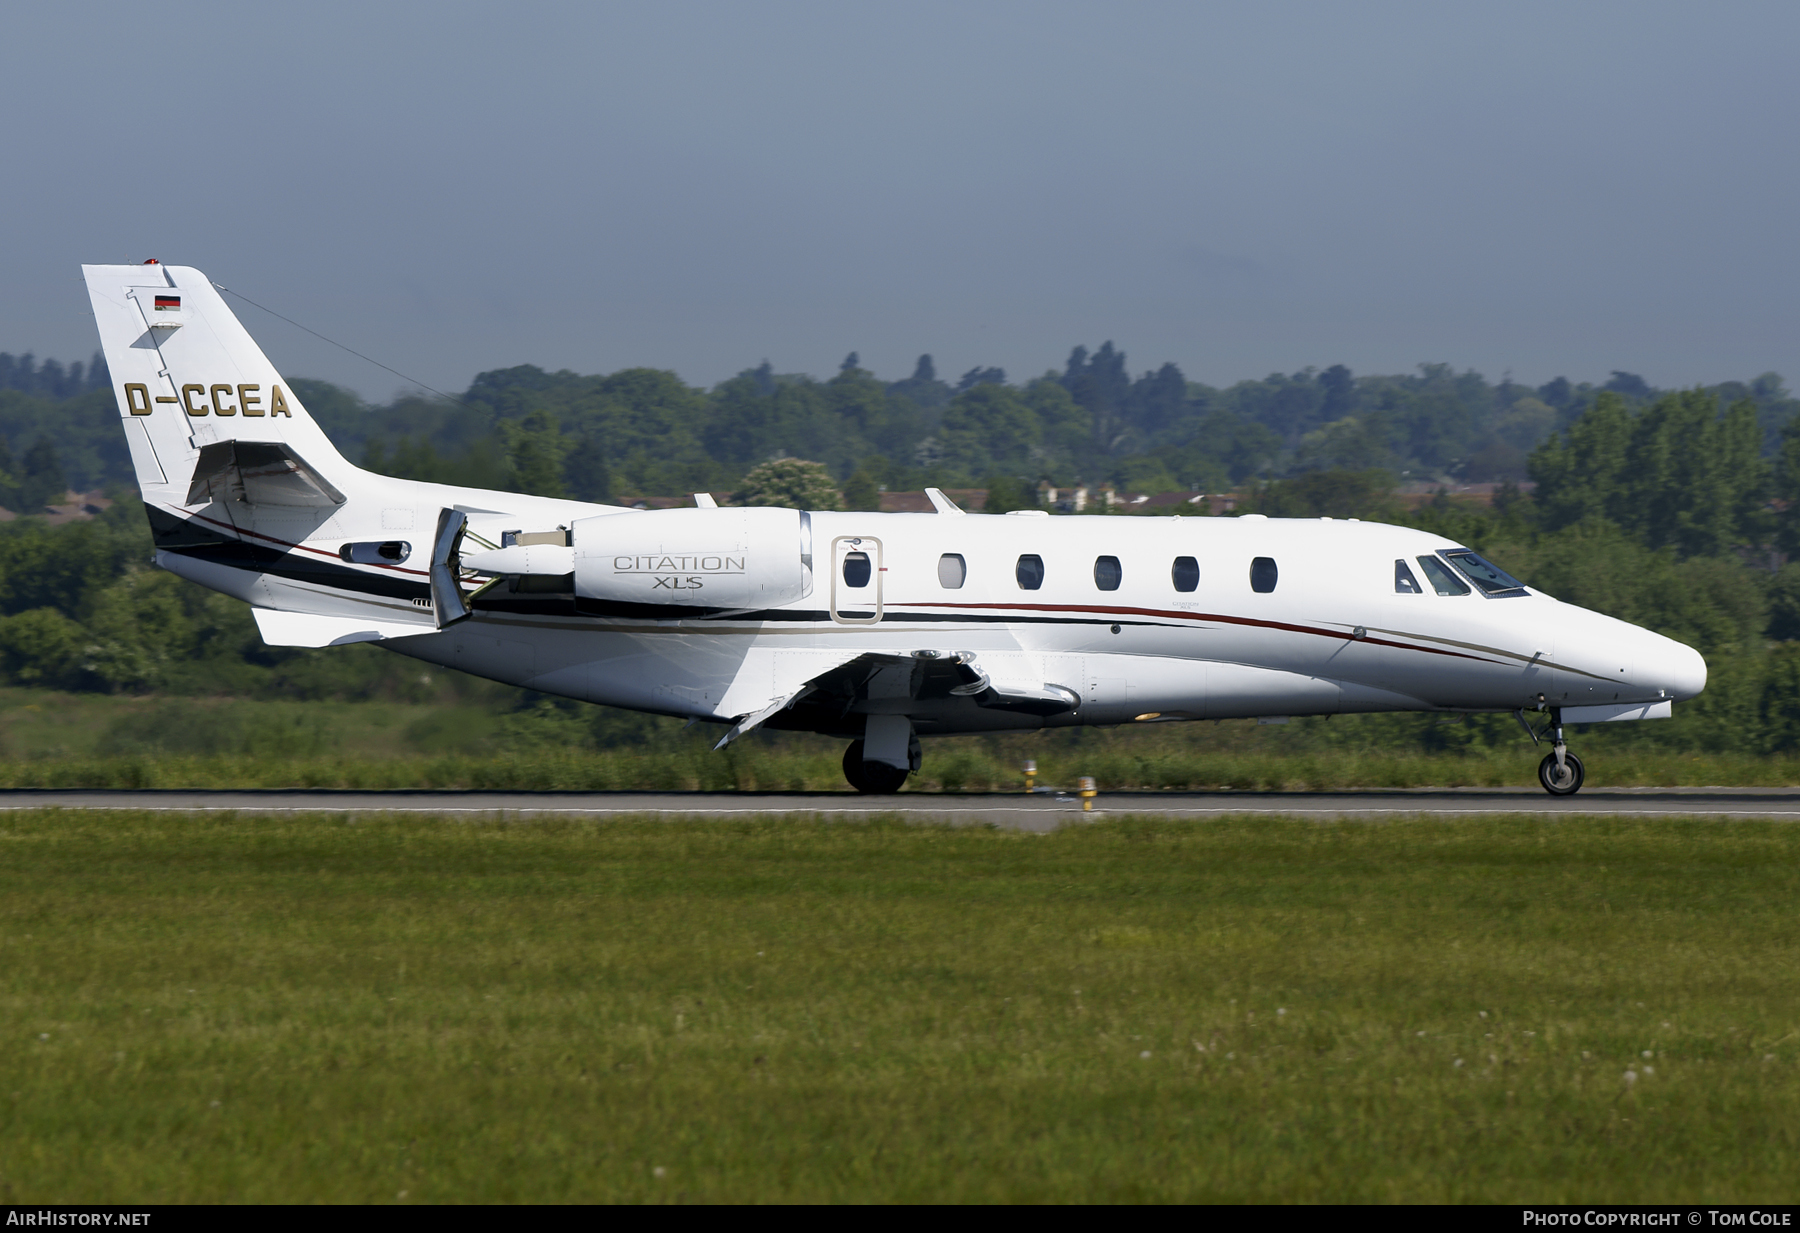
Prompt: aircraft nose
<box><xmin>1663</xmin><ymin>639</ymin><xmax>1707</xmax><ymax>702</ymax></box>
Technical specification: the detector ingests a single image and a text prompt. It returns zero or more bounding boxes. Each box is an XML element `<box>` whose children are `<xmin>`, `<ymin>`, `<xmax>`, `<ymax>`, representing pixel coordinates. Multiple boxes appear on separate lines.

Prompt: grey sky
<box><xmin>5</xmin><ymin>1</ymin><xmax>1797</xmax><ymax>400</ymax></box>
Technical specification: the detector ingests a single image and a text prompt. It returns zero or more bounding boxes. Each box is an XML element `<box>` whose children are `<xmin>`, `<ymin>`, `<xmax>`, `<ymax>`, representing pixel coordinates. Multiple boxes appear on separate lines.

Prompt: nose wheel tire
<box><xmin>1538</xmin><ymin>751</ymin><xmax>1585</xmax><ymax>796</ymax></box>
<box><xmin>843</xmin><ymin>740</ymin><xmax>910</xmax><ymax>794</ymax></box>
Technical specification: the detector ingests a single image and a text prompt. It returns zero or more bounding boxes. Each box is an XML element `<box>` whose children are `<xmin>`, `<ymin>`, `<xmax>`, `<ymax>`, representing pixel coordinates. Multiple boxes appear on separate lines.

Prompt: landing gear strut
<box><xmin>1536</xmin><ymin>708</ymin><xmax>1584</xmax><ymax>796</ymax></box>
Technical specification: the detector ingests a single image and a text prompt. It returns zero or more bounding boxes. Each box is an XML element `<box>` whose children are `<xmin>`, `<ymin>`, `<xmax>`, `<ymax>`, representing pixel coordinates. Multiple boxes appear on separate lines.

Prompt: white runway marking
<box><xmin>4</xmin><ymin>789</ymin><xmax>1800</xmax><ymax>830</ymax></box>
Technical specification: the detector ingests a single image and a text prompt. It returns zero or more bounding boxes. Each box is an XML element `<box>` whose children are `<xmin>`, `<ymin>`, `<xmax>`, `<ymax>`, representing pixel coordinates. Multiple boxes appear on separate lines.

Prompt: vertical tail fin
<box><xmin>80</xmin><ymin>263</ymin><xmax>355</xmax><ymax>507</ymax></box>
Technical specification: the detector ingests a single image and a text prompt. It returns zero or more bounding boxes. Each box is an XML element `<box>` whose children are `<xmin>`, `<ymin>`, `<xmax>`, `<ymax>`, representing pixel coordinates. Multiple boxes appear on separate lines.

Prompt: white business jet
<box><xmin>82</xmin><ymin>262</ymin><xmax>1706</xmax><ymax>795</ymax></box>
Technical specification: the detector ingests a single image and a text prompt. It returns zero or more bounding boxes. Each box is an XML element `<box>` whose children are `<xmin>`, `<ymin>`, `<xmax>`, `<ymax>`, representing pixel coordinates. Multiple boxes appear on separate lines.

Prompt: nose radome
<box><xmin>1663</xmin><ymin>638</ymin><xmax>1707</xmax><ymax>702</ymax></box>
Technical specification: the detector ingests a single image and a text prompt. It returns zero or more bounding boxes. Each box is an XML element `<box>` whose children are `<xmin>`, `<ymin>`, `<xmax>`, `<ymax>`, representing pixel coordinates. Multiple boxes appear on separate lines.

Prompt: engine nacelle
<box><xmin>570</xmin><ymin>507</ymin><xmax>811</xmax><ymax>609</ymax></box>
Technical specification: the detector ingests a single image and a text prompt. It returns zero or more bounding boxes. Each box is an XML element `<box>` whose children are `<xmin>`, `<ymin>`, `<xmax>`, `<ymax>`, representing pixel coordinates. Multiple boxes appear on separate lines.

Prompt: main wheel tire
<box><xmin>1538</xmin><ymin>750</ymin><xmax>1585</xmax><ymax>796</ymax></box>
<box><xmin>843</xmin><ymin>740</ymin><xmax>910</xmax><ymax>794</ymax></box>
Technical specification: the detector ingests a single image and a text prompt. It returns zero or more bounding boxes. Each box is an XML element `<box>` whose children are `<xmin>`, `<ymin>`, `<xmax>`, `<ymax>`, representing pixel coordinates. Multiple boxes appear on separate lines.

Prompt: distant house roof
<box><xmin>36</xmin><ymin>490</ymin><xmax>113</xmax><ymax>526</ymax></box>
<box><xmin>1140</xmin><ymin>490</ymin><xmax>1211</xmax><ymax>509</ymax></box>
<box><xmin>879</xmin><ymin>489</ymin><xmax>988</xmax><ymax>513</ymax></box>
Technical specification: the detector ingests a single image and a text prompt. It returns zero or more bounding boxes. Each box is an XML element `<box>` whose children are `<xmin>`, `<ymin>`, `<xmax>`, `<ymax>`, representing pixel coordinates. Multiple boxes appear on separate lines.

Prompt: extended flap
<box><xmin>252</xmin><ymin>609</ymin><xmax>430</xmax><ymax>647</ymax></box>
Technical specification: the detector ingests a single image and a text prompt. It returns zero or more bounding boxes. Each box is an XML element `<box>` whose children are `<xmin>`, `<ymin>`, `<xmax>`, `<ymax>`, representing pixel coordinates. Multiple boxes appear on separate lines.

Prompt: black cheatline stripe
<box><xmin>148</xmin><ymin>504</ymin><xmax>431</xmax><ymax>601</ymax></box>
<box><xmin>163</xmin><ymin>543</ymin><xmax>429</xmax><ymax>602</ymax></box>
<box><xmin>146</xmin><ymin>502</ymin><xmax>431</xmax><ymax>577</ymax></box>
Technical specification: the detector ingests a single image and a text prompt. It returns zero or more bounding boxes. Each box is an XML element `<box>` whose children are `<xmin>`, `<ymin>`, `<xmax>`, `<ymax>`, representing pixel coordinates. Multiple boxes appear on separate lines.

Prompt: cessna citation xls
<box><xmin>83</xmin><ymin>262</ymin><xmax>1706</xmax><ymax>795</ymax></box>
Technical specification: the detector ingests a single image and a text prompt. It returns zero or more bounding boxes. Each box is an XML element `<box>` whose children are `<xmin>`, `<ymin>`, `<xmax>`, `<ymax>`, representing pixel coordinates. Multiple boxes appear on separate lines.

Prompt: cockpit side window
<box><xmin>1395</xmin><ymin>559</ymin><xmax>1423</xmax><ymax>593</ymax></box>
<box><xmin>1416</xmin><ymin>555</ymin><xmax>1470</xmax><ymax>596</ymax></box>
<box><xmin>1442</xmin><ymin>550</ymin><xmax>1528</xmax><ymax>597</ymax></box>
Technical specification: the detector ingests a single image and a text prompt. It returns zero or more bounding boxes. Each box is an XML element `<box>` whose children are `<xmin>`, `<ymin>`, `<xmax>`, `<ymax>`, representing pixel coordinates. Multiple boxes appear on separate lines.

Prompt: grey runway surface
<box><xmin>4</xmin><ymin>787</ymin><xmax>1800</xmax><ymax>831</ymax></box>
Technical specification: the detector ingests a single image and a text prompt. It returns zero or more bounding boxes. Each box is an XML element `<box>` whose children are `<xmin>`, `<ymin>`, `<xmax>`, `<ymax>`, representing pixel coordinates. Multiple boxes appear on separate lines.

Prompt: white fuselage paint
<box><xmin>159</xmin><ymin>496</ymin><xmax>1706</xmax><ymax>734</ymax></box>
<box><xmin>83</xmin><ymin>262</ymin><xmax>1706</xmax><ymax>741</ymax></box>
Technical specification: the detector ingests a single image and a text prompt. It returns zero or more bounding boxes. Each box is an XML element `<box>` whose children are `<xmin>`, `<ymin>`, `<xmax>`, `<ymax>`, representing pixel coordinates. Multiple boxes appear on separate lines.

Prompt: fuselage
<box><xmin>82</xmin><ymin>260</ymin><xmax>1706</xmax><ymax>750</ymax></box>
<box><xmin>151</xmin><ymin>484</ymin><xmax>1707</xmax><ymax>737</ymax></box>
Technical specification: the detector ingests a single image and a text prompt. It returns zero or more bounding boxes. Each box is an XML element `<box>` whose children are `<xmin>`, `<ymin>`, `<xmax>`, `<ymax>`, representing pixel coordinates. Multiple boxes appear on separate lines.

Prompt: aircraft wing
<box><xmin>712</xmin><ymin>651</ymin><xmax>913</xmax><ymax>749</ymax></box>
<box><xmin>712</xmin><ymin>648</ymin><xmax>1078</xmax><ymax>748</ymax></box>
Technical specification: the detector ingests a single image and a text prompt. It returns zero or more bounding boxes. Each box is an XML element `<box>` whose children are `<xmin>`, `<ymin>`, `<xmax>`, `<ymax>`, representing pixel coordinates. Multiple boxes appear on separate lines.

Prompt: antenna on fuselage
<box><xmin>925</xmin><ymin>488</ymin><xmax>964</xmax><ymax>515</ymax></box>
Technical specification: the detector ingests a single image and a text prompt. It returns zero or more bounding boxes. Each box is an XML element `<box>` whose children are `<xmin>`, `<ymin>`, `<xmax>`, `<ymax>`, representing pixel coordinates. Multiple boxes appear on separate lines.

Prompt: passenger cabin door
<box><xmin>830</xmin><ymin>535</ymin><xmax>883</xmax><ymax>625</ymax></box>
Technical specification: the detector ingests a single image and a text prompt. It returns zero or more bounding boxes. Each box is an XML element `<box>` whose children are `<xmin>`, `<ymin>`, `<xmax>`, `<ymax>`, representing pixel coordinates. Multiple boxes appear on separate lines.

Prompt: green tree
<box><xmin>18</xmin><ymin>436</ymin><xmax>65</xmax><ymax>511</ymax></box>
<box><xmin>1165</xmin><ymin>409</ymin><xmax>1280</xmax><ymax>487</ymax></box>
<box><xmin>1294</xmin><ymin>416</ymin><xmax>1396</xmax><ymax>473</ymax></box>
<box><xmin>1533</xmin><ymin>390</ymin><xmax>1766</xmax><ymax>557</ymax></box>
<box><xmin>0</xmin><ymin>435</ymin><xmax>20</xmax><ymax>512</ymax></box>
<box><xmin>938</xmin><ymin>384</ymin><xmax>1042</xmax><ymax>480</ymax></box>
<box><xmin>1761</xmin><ymin>645</ymin><xmax>1800</xmax><ymax>751</ymax></box>
<box><xmin>562</xmin><ymin>433</ymin><xmax>611</xmax><ymax>503</ymax></box>
<box><xmin>733</xmin><ymin>458</ymin><xmax>843</xmax><ymax>511</ymax></box>
<box><xmin>0</xmin><ymin>607</ymin><xmax>86</xmax><ymax>686</ymax></box>
<box><xmin>979</xmin><ymin>474</ymin><xmax>1034</xmax><ymax>513</ymax></box>
<box><xmin>1773</xmin><ymin>416</ymin><xmax>1800</xmax><ymax>558</ymax></box>
<box><xmin>501</xmin><ymin>409</ymin><xmax>566</xmax><ymax>498</ymax></box>
<box><xmin>1111</xmin><ymin>455</ymin><xmax>1179</xmax><ymax>495</ymax></box>
<box><xmin>842</xmin><ymin>469</ymin><xmax>881</xmax><ymax>511</ymax></box>
<box><xmin>1247</xmin><ymin>470</ymin><xmax>1401</xmax><ymax>520</ymax></box>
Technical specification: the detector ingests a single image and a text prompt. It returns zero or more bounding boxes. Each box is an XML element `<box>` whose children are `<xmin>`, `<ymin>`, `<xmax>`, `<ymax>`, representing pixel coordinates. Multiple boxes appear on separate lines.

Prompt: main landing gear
<box><xmin>843</xmin><ymin>740</ymin><xmax>911</xmax><ymax>793</ymax></box>
<box><xmin>842</xmin><ymin>716</ymin><xmax>922</xmax><ymax>794</ymax></box>
<box><xmin>1517</xmin><ymin>706</ymin><xmax>1584</xmax><ymax>796</ymax></box>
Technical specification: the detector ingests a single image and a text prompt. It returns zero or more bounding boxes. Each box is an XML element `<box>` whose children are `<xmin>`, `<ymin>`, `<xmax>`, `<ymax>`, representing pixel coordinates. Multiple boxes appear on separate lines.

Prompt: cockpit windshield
<box><xmin>1415</xmin><ymin>556</ymin><xmax>1470</xmax><ymax>596</ymax></box>
<box><xmin>1441</xmin><ymin>550</ymin><xmax>1528</xmax><ymax>597</ymax></box>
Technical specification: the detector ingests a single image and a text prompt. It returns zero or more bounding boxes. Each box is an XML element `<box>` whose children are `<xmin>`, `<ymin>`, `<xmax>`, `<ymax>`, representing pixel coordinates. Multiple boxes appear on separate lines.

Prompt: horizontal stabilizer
<box><xmin>188</xmin><ymin>441</ymin><xmax>346</xmax><ymax>508</ymax></box>
<box><xmin>252</xmin><ymin>608</ymin><xmax>430</xmax><ymax>648</ymax></box>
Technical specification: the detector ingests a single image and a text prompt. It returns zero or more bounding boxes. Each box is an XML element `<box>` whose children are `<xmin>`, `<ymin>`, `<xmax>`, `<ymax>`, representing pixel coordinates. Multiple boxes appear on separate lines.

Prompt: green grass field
<box><xmin>3</xmin><ymin>811</ymin><xmax>1799</xmax><ymax>1202</ymax></box>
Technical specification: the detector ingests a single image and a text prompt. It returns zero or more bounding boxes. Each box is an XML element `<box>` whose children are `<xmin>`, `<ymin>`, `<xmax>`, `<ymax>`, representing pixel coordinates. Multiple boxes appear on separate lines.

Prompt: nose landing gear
<box><xmin>1518</xmin><ymin>706</ymin><xmax>1584</xmax><ymax>795</ymax></box>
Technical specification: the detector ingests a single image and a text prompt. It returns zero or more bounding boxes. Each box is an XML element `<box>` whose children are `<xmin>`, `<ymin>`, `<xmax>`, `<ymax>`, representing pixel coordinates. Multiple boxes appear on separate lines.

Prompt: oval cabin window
<box><xmin>1016</xmin><ymin>554</ymin><xmax>1045</xmax><ymax>590</ymax></box>
<box><xmin>842</xmin><ymin>552</ymin><xmax>872</xmax><ymax>588</ymax></box>
<box><xmin>1094</xmin><ymin>555</ymin><xmax>1122</xmax><ymax>591</ymax></box>
<box><xmin>937</xmin><ymin>553</ymin><xmax>966</xmax><ymax>589</ymax></box>
<box><xmin>1250</xmin><ymin>556</ymin><xmax>1278</xmax><ymax>593</ymax></box>
<box><xmin>1172</xmin><ymin>556</ymin><xmax>1199</xmax><ymax>592</ymax></box>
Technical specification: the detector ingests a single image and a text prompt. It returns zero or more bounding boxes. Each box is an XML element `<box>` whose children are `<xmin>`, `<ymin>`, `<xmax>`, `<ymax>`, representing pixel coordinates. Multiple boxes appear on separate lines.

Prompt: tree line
<box><xmin>5</xmin><ymin>342</ymin><xmax>1797</xmax><ymax>506</ymax></box>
